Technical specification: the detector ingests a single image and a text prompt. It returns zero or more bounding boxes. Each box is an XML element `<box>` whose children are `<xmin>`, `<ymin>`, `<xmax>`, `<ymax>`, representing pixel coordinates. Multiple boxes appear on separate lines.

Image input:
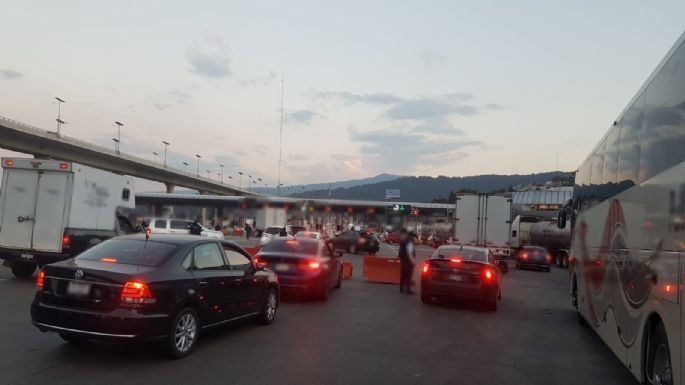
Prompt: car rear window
<box><xmin>432</xmin><ymin>248</ymin><xmax>487</xmax><ymax>262</ymax></box>
<box><xmin>76</xmin><ymin>239</ymin><xmax>177</xmax><ymax>266</ymax></box>
<box><xmin>261</xmin><ymin>239</ymin><xmax>319</xmax><ymax>254</ymax></box>
<box><xmin>265</xmin><ymin>227</ymin><xmax>281</xmax><ymax>235</ymax></box>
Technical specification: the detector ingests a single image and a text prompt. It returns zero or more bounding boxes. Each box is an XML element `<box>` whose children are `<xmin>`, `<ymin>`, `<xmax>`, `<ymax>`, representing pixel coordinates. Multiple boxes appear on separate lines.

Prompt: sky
<box><xmin>1</xmin><ymin>1</ymin><xmax>684</xmax><ymax>190</ymax></box>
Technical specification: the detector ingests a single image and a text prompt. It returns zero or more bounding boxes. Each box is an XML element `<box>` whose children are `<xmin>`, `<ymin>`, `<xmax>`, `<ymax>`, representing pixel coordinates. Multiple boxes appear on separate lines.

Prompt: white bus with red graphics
<box><xmin>563</xmin><ymin>30</ymin><xmax>685</xmax><ymax>385</ymax></box>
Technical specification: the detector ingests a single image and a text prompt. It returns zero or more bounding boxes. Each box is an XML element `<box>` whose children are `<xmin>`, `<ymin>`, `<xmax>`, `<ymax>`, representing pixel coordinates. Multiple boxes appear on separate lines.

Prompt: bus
<box><xmin>563</xmin><ymin>30</ymin><xmax>685</xmax><ymax>385</ymax></box>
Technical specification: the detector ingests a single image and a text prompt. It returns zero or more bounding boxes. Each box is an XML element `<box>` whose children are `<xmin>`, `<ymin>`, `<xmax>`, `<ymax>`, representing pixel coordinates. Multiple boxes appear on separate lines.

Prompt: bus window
<box><xmin>617</xmin><ymin>94</ymin><xmax>644</xmax><ymax>186</ymax></box>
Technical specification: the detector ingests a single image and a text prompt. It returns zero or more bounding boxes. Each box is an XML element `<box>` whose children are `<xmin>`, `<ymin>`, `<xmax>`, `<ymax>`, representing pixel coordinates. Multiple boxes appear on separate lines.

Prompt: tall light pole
<box><xmin>162</xmin><ymin>141</ymin><xmax>170</xmax><ymax>167</ymax></box>
<box><xmin>257</xmin><ymin>177</ymin><xmax>263</xmax><ymax>191</ymax></box>
<box><xmin>278</xmin><ymin>77</ymin><xmax>284</xmax><ymax>196</ymax></box>
<box><xmin>112</xmin><ymin>138</ymin><xmax>120</xmax><ymax>152</ymax></box>
<box><xmin>153</xmin><ymin>151</ymin><xmax>159</xmax><ymax>164</ymax></box>
<box><xmin>228</xmin><ymin>175</ymin><xmax>233</xmax><ymax>186</ymax></box>
<box><xmin>114</xmin><ymin>121</ymin><xmax>124</xmax><ymax>153</ymax></box>
<box><xmin>55</xmin><ymin>97</ymin><xmax>65</xmax><ymax>137</ymax></box>
<box><xmin>238</xmin><ymin>171</ymin><xmax>243</xmax><ymax>189</ymax></box>
<box><xmin>219</xmin><ymin>164</ymin><xmax>224</xmax><ymax>184</ymax></box>
<box><xmin>195</xmin><ymin>154</ymin><xmax>201</xmax><ymax>177</ymax></box>
<box><xmin>206</xmin><ymin>169</ymin><xmax>211</xmax><ymax>179</ymax></box>
<box><xmin>248</xmin><ymin>175</ymin><xmax>253</xmax><ymax>192</ymax></box>
<box><xmin>182</xmin><ymin>162</ymin><xmax>189</xmax><ymax>172</ymax></box>
<box><xmin>278</xmin><ymin>183</ymin><xmax>284</xmax><ymax>197</ymax></box>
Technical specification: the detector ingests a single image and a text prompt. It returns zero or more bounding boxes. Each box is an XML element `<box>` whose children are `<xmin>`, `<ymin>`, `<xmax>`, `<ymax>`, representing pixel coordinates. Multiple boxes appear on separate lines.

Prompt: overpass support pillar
<box><xmin>165</xmin><ymin>183</ymin><xmax>175</xmax><ymax>194</ymax></box>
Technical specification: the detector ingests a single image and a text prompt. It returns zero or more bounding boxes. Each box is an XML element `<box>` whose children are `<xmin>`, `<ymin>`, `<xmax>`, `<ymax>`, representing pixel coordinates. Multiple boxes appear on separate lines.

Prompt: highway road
<box><xmin>0</xmin><ymin>240</ymin><xmax>637</xmax><ymax>385</ymax></box>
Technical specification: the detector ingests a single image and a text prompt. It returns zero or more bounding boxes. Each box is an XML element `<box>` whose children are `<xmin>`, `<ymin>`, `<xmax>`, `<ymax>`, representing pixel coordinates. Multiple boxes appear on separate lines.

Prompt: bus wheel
<box><xmin>646</xmin><ymin>322</ymin><xmax>673</xmax><ymax>385</ymax></box>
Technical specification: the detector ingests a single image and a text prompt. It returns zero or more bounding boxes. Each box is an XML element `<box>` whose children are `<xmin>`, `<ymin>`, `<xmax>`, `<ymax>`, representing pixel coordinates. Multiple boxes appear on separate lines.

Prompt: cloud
<box><xmin>186</xmin><ymin>35</ymin><xmax>232</xmax><ymax>79</ymax></box>
<box><xmin>383</xmin><ymin>95</ymin><xmax>477</xmax><ymax>120</ymax></box>
<box><xmin>154</xmin><ymin>103</ymin><xmax>173</xmax><ymax>111</ymax></box>
<box><xmin>312</xmin><ymin>91</ymin><xmax>402</xmax><ymax>105</ymax></box>
<box><xmin>485</xmin><ymin>103</ymin><xmax>504</xmax><ymax>110</ymax></box>
<box><xmin>409</xmin><ymin>117</ymin><xmax>466</xmax><ymax>135</ymax></box>
<box><xmin>348</xmin><ymin>126</ymin><xmax>480</xmax><ymax>170</ymax></box>
<box><xmin>0</xmin><ymin>69</ymin><xmax>22</xmax><ymax>80</ymax></box>
<box><xmin>421</xmin><ymin>51</ymin><xmax>449</xmax><ymax>73</ymax></box>
<box><xmin>239</xmin><ymin>71</ymin><xmax>276</xmax><ymax>87</ymax></box>
<box><xmin>170</xmin><ymin>90</ymin><xmax>191</xmax><ymax>104</ymax></box>
<box><xmin>288</xmin><ymin>154</ymin><xmax>308</xmax><ymax>161</ymax></box>
<box><xmin>285</xmin><ymin>110</ymin><xmax>320</xmax><ymax>125</ymax></box>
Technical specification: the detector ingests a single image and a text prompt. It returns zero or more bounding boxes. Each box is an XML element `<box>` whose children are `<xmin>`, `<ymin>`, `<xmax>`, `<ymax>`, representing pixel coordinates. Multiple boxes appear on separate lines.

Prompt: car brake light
<box><xmin>36</xmin><ymin>270</ymin><xmax>45</xmax><ymax>290</ymax></box>
<box><xmin>254</xmin><ymin>257</ymin><xmax>267</xmax><ymax>267</ymax></box>
<box><xmin>483</xmin><ymin>269</ymin><xmax>493</xmax><ymax>280</ymax></box>
<box><xmin>62</xmin><ymin>235</ymin><xmax>71</xmax><ymax>248</ymax></box>
<box><xmin>101</xmin><ymin>257</ymin><xmax>117</xmax><ymax>263</ymax></box>
<box><xmin>299</xmin><ymin>260</ymin><xmax>320</xmax><ymax>270</ymax></box>
<box><xmin>422</xmin><ymin>262</ymin><xmax>429</xmax><ymax>274</ymax></box>
<box><xmin>520</xmin><ymin>252</ymin><xmax>528</xmax><ymax>260</ymax></box>
<box><xmin>546</xmin><ymin>254</ymin><xmax>553</xmax><ymax>262</ymax></box>
<box><xmin>121</xmin><ymin>281</ymin><xmax>155</xmax><ymax>304</ymax></box>
<box><xmin>450</xmin><ymin>258</ymin><xmax>462</xmax><ymax>263</ymax></box>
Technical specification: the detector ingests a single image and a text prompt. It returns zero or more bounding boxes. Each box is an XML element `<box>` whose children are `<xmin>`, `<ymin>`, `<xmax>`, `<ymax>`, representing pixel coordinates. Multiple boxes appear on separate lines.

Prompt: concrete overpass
<box><xmin>0</xmin><ymin>115</ymin><xmax>257</xmax><ymax>196</ymax></box>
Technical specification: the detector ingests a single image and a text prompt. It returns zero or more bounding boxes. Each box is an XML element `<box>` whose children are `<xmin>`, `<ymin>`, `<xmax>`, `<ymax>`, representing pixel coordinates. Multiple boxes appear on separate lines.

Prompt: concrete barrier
<box><xmin>342</xmin><ymin>261</ymin><xmax>353</xmax><ymax>279</ymax></box>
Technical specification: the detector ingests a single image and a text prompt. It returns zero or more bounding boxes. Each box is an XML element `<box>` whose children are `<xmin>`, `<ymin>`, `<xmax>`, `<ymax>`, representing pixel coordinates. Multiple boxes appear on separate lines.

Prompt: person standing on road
<box><xmin>398</xmin><ymin>229</ymin><xmax>416</xmax><ymax>294</ymax></box>
<box><xmin>244</xmin><ymin>223</ymin><xmax>252</xmax><ymax>240</ymax></box>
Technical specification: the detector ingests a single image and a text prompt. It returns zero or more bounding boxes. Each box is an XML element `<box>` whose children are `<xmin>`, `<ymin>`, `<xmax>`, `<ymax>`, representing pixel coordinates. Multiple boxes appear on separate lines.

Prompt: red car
<box><xmin>384</xmin><ymin>232</ymin><xmax>402</xmax><ymax>244</ymax></box>
<box><xmin>420</xmin><ymin>245</ymin><xmax>508</xmax><ymax>311</ymax></box>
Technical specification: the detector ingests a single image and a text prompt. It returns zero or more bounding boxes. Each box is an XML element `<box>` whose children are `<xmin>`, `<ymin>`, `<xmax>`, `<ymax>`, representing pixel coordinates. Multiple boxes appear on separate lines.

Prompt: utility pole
<box><xmin>195</xmin><ymin>154</ymin><xmax>201</xmax><ymax>176</ymax></box>
<box><xmin>162</xmin><ymin>141</ymin><xmax>170</xmax><ymax>167</ymax></box>
<box><xmin>55</xmin><ymin>97</ymin><xmax>66</xmax><ymax>137</ymax></box>
<box><xmin>114</xmin><ymin>121</ymin><xmax>124</xmax><ymax>153</ymax></box>
<box><xmin>219</xmin><ymin>164</ymin><xmax>224</xmax><ymax>184</ymax></box>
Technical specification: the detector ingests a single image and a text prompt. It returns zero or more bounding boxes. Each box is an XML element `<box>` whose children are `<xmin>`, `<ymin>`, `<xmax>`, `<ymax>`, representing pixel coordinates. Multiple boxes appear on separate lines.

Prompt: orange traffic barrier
<box><xmin>243</xmin><ymin>245</ymin><xmax>261</xmax><ymax>257</ymax></box>
<box><xmin>363</xmin><ymin>256</ymin><xmax>401</xmax><ymax>284</ymax></box>
<box><xmin>342</xmin><ymin>261</ymin><xmax>353</xmax><ymax>280</ymax></box>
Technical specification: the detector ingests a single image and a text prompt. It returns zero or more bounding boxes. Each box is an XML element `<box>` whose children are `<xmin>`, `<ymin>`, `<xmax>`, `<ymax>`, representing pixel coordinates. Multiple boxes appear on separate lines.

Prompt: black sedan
<box><xmin>329</xmin><ymin>230</ymin><xmax>380</xmax><ymax>254</ymax></box>
<box><xmin>515</xmin><ymin>245</ymin><xmax>552</xmax><ymax>271</ymax></box>
<box><xmin>255</xmin><ymin>238</ymin><xmax>342</xmax><ymax>301</ymax></box>
<box><xmin>31</xmin><ymin>234</ymin><xmax>279</xmax><ymax>358</ymax></box>
<box><xmin>420</xmin><ymin>245</ymin><xmax>507</xmax><ymax>311</ymax></box>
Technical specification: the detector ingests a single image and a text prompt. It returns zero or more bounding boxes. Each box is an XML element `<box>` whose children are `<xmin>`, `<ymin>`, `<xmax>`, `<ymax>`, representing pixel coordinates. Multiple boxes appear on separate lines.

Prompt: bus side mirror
<box><xmin>557</xmin><ymin>210</ymin><xmax>567</xmax><ymax>229</ymax></box>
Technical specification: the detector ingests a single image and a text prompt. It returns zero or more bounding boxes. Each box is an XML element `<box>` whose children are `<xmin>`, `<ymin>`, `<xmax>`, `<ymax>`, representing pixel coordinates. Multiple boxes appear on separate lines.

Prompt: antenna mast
<box><xmin>278</xmin><ymin>77</ymin><xmax>284</xmax><ymax>195</ymax></box>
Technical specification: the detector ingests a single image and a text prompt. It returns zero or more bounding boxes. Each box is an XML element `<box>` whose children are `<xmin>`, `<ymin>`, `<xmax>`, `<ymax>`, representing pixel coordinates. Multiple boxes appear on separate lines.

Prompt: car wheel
<box><xmin>646</xmin><ymin>322</ymin><xmax>673</xmax><ymax>385</ymax></box>
<box><xmin>483</xmin><ymin>290</ymin><xmax>497</xmax><ymax>311</ymax></box>
<box><xmin>59</xmin><ymin>333</ymin><xmax>89</xmax><ymax>344</ymax></box>
<box><xmin>166</xmin><ymin>307</ymin><xmax>199</xmax><ymax>359</ymax></box>
<box><xmin>11</xmin><ymin>261</ymin><xmax>37</xmax><ymax>278</ymax></box>
<box><xmin>257</xmin><ymin>288</ymin><xmax>278</xmax><ymax>325</ymax></box>
<box><xmin>314</xmin><ymin>281</ymin><xmax>328</xmax><ymax>301</ymax></box>
<box><xmin>349</xmin><ymin>244</ymin><xmax>357</xmax><ymax>254</ymax></box>
<box><xmin>334</xmin><ymin>269</ymin><xmax>342</xmax><ymax>289</ymax></box>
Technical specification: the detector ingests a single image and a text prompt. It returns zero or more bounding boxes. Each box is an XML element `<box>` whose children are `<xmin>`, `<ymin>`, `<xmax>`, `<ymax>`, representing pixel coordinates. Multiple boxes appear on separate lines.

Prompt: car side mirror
<box><xmin>497</xmin><ymin>260</ymin><xmax>509</xmax><ymax>273</ymax></box>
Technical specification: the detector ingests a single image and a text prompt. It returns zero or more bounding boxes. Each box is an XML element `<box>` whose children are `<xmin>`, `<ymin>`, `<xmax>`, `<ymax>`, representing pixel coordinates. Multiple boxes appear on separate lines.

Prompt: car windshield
<box><xmin>432</xmin><ymin>248</ymin><xmax>487</xmax><ymax>262</ymax></box>
<box><xmin>264</xmin><ymin>227</ymin><xmax>281</xmax><ymax>235</ymax></box>
<box><xmin>261</xmin><ymin>239</ymin><xmax>319</xmax><ymax>255</ymax></box>
<box><xmin>75</xmin><ymin>239</ymin><xmax>177</xmax><ymax>266</ymax></box>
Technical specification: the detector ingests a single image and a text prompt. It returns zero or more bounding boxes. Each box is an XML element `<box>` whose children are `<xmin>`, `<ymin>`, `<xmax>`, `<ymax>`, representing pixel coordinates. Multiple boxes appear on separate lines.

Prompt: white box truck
<box><xmin>454</xmin><ymin>193</ymin><xmax>512</xmax><ymax>258</ymax></box>
<box><xmin>0</xmin><ymin>158</ymin><xmax>137</xmax><ymax>277</ymax></box>
<box><xmin>254</xmin><ymin>207</ymin><xmax>286</xmax><ymax>233</ymax></box>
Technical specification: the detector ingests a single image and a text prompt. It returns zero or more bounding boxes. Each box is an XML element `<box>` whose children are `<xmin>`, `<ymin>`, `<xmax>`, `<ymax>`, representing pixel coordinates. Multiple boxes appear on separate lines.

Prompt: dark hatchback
<box><xmin>329</xmin><ymin>230</ymin><xmax>380</xmax><ymax>254</ymax></box>
<box><xmin>515</xmin><ymin>245</ymin><xmax>552</xmax><ymax>271</ymax></box>
<box><xmin>255</xmin><ymin>238</ymin><xmax>342</xmax><ymax>300</ymax></box>
<box><xmin>420</xmin><ymin>245</ymin><xmax>507</xmax><ymax>311</ymax></box>
<box><xmin>31</xmin><ymin>234</ymin><xmax>279</xmax><ymax>358</ymax></box>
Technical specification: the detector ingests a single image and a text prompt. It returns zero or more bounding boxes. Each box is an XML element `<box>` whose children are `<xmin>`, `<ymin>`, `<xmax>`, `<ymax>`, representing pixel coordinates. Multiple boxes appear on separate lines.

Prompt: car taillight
<box><xmin>450</xmin><ymin>258</ymin><xmax>462</xmax><ymax>263</ymax></box>
<box><xmin>483</xmin><ymin>269</ymin><xmax>493</xmax><ymax>281</ymax></box>
<box><xmin>62</xmin><ymin>235</ymin><xmax>71</xmax><ymax>249</ymax></box>
<box><xmin>254</xmin><ymin>257</ymin><xmax>267</xmax><ymax>267</ymax></box>
<box><xmin>520</xmin><ymin>252</ymin><xmax>528</xmax><ymax>260</ymax></box>
<box><xmin>546</xmin><ymin>254</ymin><xmax>553</xmax><ymax>262</ymax></box>
<box><xmin>36</xmin><ymin>270</ymin><xmax>45</xmax><ymax>290</ymax></box>
<box><xmin>299</xmin><ymin>260</ymin><xmax>321</xmax><ymax>270</ymax></box>
<box><xmin>422</xmin><ymin>262</ymin><xmax>429</xmax><ymax>274</ymax></box>
<box><xmin>121</xmin><ymin>281</ymin><xmax>155</xmax><ymax>304</ymax></box>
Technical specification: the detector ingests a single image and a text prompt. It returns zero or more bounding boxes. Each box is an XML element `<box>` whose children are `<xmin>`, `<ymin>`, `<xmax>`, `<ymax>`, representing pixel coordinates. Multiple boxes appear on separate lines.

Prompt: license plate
<box><xmin>274</xmin><ymin>263</ymin><xmax>290</xmax><ymax>272</ymax></box>
<box><xmin>448</xmin><ymin>274</ymin><xmax>463</xmax><ymax>282</ymax></box>
<box><xmin>67</xmin><ymin>282</ymin><xmax>91</xmax><ymax>297</ymax></box>
<box><xmin>20</xmin><ymin>253</ymin><xmax>34</xmax><ymax>260</ymax></box>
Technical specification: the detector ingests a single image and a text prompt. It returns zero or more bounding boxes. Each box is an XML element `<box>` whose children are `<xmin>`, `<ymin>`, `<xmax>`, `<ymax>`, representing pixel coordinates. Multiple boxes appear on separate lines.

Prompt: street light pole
<box><xmin>206</xmin><ymin>169</ymin><xmax>211</xmax><ymax>179</ymax></box>
<box><xmin>238</xmin><ymin>171</ymin><xmax>244</xmax><ymax>189</ymax></box>
<box><xmin>55</xmin><ymin>97</ymin><xmax>65</xmax><ymax>136</ymax></box>
<box><xmin>183</xmin><ymin>162</ymin><xmax>189</xmax><ymax>172</ymax></box>
<box><xmin>153</xmin><ymin>152</ymin><xmax>159</xmax><ymax>164</ymax></box>
<box><xmin>195</xmin><ymin>154</ymin><xmax>201</xmax><ymax>177</ymax></box>
<box><xmin>219</xmin><ymin>164</ymin><xmax>224</xmax><ymax>184</ymax></box>
<box><xmin>114</xmin><ymin>121</ymin><xmax>124</xmax><ymax>153</ymax></box>
<box><xmin>248</xmin><ymin>175</ymin><xmax>252</xmax><ymax>192</ymax></box>
<box><xmin>162</xmin><ymin>141</ymin><xmax>170</xmax><ymax>167</ymax></box>
<box><xmin>228</xmin><ymin>175</ymin><xmax>233</xmax><ymax>186</ymax></box>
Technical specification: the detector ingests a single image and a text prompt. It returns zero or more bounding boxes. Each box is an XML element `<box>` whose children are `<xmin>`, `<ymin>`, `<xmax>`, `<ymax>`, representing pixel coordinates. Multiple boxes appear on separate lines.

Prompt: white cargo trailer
<box><xmin>0</xmin><ymin>158</ymin><xmax>136</xmax><ymax>277</ymax></box>
<box><xmin>454</xmin><ymin>194</ymin><xmax>512</xmax><ymax>258</ymax></box>
<box><xmin>254</xmin><ymin>207</ymin><xmax>287</xmax><ymax>232</ymax></box>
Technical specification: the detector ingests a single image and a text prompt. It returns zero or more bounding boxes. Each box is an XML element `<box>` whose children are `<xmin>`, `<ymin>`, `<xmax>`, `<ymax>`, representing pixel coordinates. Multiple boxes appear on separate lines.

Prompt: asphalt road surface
<box><xmin>0</xmin><ymin>241</ymin><xmax>637</xmax><ymax>385</ymax></box>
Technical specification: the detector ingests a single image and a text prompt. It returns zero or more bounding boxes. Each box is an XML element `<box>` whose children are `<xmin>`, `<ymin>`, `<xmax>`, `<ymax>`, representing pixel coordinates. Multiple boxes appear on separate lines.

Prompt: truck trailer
<box><xmin>454</xmin><ymin>193</ymin><xmax>512</xmax><ymax>258</ymax></box>
<box><xmin>510</xmin><ymin>215</ymin><xmax>571</xmax><ymax>268</ymax></box>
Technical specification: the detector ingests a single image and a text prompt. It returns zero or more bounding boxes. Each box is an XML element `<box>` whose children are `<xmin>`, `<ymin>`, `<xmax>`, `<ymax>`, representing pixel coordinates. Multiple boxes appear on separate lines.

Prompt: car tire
<box><xmin>483</xmin><ymin>290</ymin><xmax>497</xmax><ymax>311</ymax></box>
<box><xmin>257</xmin><ymin>288</ymin><xmax>278</xmax><ymax>325</ymax></box>
<box><xmin>166</xmin><ymin>307</ymin><xmax>199</xmax><ymax>359</ymax></box>
<box><xmin>349</xmin><ymin>244</ymin><xmax>357</xmax><ymax>254</ymax></box>
<box><xmin>11</xmin><ymin>261</ymin><xmax>36</xmax><ymax>278</ymax></box>
<box><xmin>314</xmin><ymin>281</ymin><xmax>328</xmax><ymax>301</ymax></box>
<box><xmin>334</xmin><ymin>269</ymin><xmax>342</xmax><ymax>289</ymax></box>
<box><xmin>59</xmin><ymin>333</ymin><xmax>89</xmax><ymax>344</ymax></box>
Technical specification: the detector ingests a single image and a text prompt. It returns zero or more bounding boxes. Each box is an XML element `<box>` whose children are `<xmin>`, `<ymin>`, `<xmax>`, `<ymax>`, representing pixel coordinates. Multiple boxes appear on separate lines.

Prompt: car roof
<box><xmin>116</xmin><ymin>233</ymin><xmax>237</xmax><ymax>247</ymax></box>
